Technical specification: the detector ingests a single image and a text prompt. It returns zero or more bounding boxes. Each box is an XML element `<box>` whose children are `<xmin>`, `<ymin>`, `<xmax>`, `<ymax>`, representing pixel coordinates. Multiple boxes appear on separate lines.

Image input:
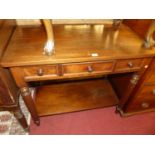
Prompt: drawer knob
<box><xmin>87</xmin><ymin>65</ymin><xmax>93</xmax><ymax>73</ymax></box>
<box><xmin>141</xmin><ymin>102</ymin><xmax>150</xmax><ymax>108</ymax></box>
<box><xmin>37</xmin><ymin>68</ymin><xmax>44</xmax><ymax>76</ymax></box>
<box><xmin>152</xmin><ymin>89</ymin><xmax>155</xmax><ymax>95</ymax></box>
<box><xmin>128</xmin><ymin>62</ymin><xmax>133</xmax><ymax>68</ymax></box>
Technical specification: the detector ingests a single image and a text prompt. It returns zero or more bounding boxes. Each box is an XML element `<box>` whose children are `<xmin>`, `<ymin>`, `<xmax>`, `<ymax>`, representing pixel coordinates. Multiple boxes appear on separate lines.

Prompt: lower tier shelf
<box><xmin>34</xmin><ymin>78</ymin><xmax>119</xmax><ymax>116</ymax></box>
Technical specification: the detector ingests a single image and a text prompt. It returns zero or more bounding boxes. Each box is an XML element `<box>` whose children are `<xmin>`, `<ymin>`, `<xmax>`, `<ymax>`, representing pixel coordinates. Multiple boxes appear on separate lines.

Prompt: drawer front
<box><xmin>126</xmin><ymin>85</ymin><xmax>155</xmax><ymax>113</ymax></box>
<box><xmin>114</xmin><ymin>58</ymin><xmax>144</xmax><ymax>72</ymax></box>
<box><xmin>144</xmin><ymin>73</ymin><xmax>155</xmax><ymax>84</ymax></box>
<box><xmin>63</xmin><ymin>61</ymin><xmax>114</xmax><ymax>76</ymax></box>
<box><xmin>127</xmin><ymin>97</ymin><xmax>155</xmax><ymax>112</ymax></box>
<box><xmin>136</xmin><ymin>85</ymin><xmax>155</xmax><ymax>100</ymax></box>
<box><xmin>144</xmin><ymin>59</ymin><xmax>155</xmax><ymax>84</ymax></box>
<box><xmin>23</xmin><ymin>65</ymin><xmax>58</xmax><ymax>80</ymax></box>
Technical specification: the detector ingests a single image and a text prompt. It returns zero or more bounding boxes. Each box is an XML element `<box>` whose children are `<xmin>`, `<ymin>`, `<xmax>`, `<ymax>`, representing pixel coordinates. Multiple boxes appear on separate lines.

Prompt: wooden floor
<box><xmin>35</xmin><ymin>78</ymin><xmax>119</xmax><ymax>116</ymax></box>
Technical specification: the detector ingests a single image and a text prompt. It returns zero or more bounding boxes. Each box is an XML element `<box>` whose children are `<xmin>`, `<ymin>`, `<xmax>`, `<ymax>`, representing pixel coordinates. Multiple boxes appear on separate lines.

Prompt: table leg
<box><xmin>10</xmin><ymin>68</ymin><xmax>40</xmax><ymax>126</ymax></box>
<box><xmin>20</xmin><ymin>87</ymin><xmax>40</xmax><ymax>126</ymax></box>
<box><xmin>14</xmin><ymin>108</ymin><xmax>29</xmax><ymax>132</ymax></box>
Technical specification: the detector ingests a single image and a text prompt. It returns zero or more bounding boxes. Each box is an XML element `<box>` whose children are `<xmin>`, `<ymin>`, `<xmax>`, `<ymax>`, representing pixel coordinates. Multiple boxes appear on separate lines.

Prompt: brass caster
<box><xmin>35</xmin><ymin>120</ymin><xmax>40</xmax><ymax>126</ymax></box>
<box><xmin>24</xmin><ymin>127</ymin><xmax>30</xmax><ymax>133</ymax></box>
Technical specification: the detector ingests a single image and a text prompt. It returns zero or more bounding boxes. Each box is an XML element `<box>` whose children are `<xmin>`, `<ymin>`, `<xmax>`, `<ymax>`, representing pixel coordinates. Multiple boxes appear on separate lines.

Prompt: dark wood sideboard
<box><xmin>1</xmin><ymin>19</ymin><xmax>155</xmax><ymax>127</ymax></box>
<box><xmin>0</xmin><ymin>20</ymin><xmax>28</xmax><ymax>130</ymax></box>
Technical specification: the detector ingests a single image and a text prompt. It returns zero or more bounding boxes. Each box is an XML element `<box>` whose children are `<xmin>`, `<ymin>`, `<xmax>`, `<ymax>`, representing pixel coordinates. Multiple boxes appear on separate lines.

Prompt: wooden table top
<box><xmin>1</xmin><ymin>24</ymin><xmax>155</xmax><ymax>67</ymax></box>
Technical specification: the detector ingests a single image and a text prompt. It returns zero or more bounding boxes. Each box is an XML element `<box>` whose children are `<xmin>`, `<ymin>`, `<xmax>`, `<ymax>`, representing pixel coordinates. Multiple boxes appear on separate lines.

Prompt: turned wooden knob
<box><xmin>37</xmin><ymin>68</ymin><xmax>44</xmax><ymax>76</ymax></box>
<box><xmin>141</xmin><ymin>102</ymin><xmax>149</xmax><ymax>108</ymax></box>
<box><xmin>128</xmin><ymin>62</ymin><xmax>133</xmax><ymax>68</ymax></box>
<box><xmin>87</xmin><ymin>65</ymin><xmax>93</xmax><ymax>73</ymax></box>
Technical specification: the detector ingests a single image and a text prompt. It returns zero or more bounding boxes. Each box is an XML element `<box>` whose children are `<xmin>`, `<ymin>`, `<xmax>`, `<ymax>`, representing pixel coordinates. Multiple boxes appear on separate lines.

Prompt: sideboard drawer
<box><xmin>143</xmin><ymin>60</ymin><xmax>155</xmax><ymax>84</ymax></box>
<box><xmin>114</xmin><ymin>58</ymin><xmax>144</xmax><ymax>72</ymax></box>
<box><xmin>136</xmin><ymin>85</ymin><xmax>155</xmax><ymax>100</ymax></box>
<box><xmin>144</xmin><ymin>73</ymin><xmax>155</xmax><ymax>84</ymax></box>
<box><xmin>23</xmin><ymin>65</ymin><xmax>58</xmax><ymax>80</ymax></box>
<box><xmin>127</xmin><ymin>97</ymin><xmax>155</xmax><ymax>113</ymax></box>
<box><xmin>125</xmin><ymin>85</ymin><xmax>155</xmax><ymax>113</ymax></box>
<box><xmin>63</xmin><ymin>61</ymin><xmax>114</xmax><ymax>76</ymax></box>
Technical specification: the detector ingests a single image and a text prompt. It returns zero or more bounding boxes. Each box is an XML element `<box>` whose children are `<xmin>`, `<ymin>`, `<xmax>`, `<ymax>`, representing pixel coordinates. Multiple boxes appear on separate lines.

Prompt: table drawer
<box><xmin>63</xmin><ymin>61</ymin><xmax>114</xmax><ymax>76</ymax></box>
<box><xmin>23</xmin><ymin>65</ymin><xmax>58</xmax><ymax>80</ymax></box>
<box><xmin>114</xmin><ymin>58</ymin><xmax>144</xmax><ymax>72</ymax></box>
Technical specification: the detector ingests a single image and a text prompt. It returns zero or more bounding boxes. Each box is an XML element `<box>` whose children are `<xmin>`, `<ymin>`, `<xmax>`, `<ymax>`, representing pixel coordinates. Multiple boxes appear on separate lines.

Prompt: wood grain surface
<box><xmin>2</xmin><ymin>24</ymin><xmax>155</xmax><ymax>67</ymax></box>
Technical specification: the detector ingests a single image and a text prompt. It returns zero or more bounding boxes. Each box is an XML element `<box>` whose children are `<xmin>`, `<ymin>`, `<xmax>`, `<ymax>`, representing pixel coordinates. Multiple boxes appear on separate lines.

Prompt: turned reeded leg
<box><xmin>20</xmin><ymin>87</ymin><xmax>40</xmax><ymax>125</ymax></box>
<box><xmin>10</xmin><ymin>68</ymin><xmax>40</xmax><ymax>126</ymax></box>
<box><xmin>14</xmin><ymin>108</ymin><xmax>29</xmax><ymax>132</ymax></box>
<box><xmin>113</xmin><ymin>19</ymin><xmax>123</xmax><ymax>30</ymax></box>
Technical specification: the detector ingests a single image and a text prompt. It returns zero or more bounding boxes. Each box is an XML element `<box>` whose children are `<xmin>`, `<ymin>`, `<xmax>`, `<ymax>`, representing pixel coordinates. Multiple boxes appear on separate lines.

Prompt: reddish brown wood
<box><xmin>20</xmin><ymin>87</ymin><xmax>40</xmax><ymax>125</ymax></box>
<box><xmin>0</xmin><ymin>20</ymin><xmax>28</xmax><ymax>130</ymax></box>
<box><xmin>114</xmin><ymin>58</ymin><xmax>144</xmax><ymax>73</ymax></box>
<box><xmin>23</xmin><ymin>65</ymin><xmax>58</xmax><ymax>81</ymax></box>
<box><xmin>109</xmin><ymin>73</ymin><xmax>132</xmax><ymax>99</ymax></box>
<box><xmin>124</xmin><ymin>20</ymin><xmax>155</xmax><ymax>49</ymax></box>
<box><xmin>142</xmin><ymin>60</ymin><xmax>155</xmax><ymax>84</ymax></box>
<box><xmin>2</xmin><ymin>24</ymin><xmax>155</xmax><ymax>67</ymax></box>
<box><xmin>35</xmin><ymin>78</ymin><xmax>119</xmax><ymax>116</ymax></box>
<box><xmin>123</xmin><ymin>19</ymin><xmax>153</xmax><ymax>38</ymax></box>
<box><xmin>62</xmin><ymin>61</ymin><xmax>114</xmax><ymax>76</ymax></box>
<box><xmin>10</xmin><ymin>67</ymin><xmax>40</xmax><ymax>125</ymax></box>
<box><xmin>1</xmin><ymin>20</ymin><xmax>155</xmax><ymax>125</ymax></box>
<box><xmin>0</xmin><ymin>20</ymin><xmax>15</xmax><ymax>58</ymax></box>
<box><xmin>0</xmin><ymin>68</ymin><xmax>28</xmax><ymax>130</ymax></box>
<box><xmin>118</xmin><ymin>58</ymin><xmax>154</xmax><ymax>115</ymax></box>
<box><xmin>14</xmin><ymin>105</ymin><xmax>29</xmax><ymax>130</ymax></box>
